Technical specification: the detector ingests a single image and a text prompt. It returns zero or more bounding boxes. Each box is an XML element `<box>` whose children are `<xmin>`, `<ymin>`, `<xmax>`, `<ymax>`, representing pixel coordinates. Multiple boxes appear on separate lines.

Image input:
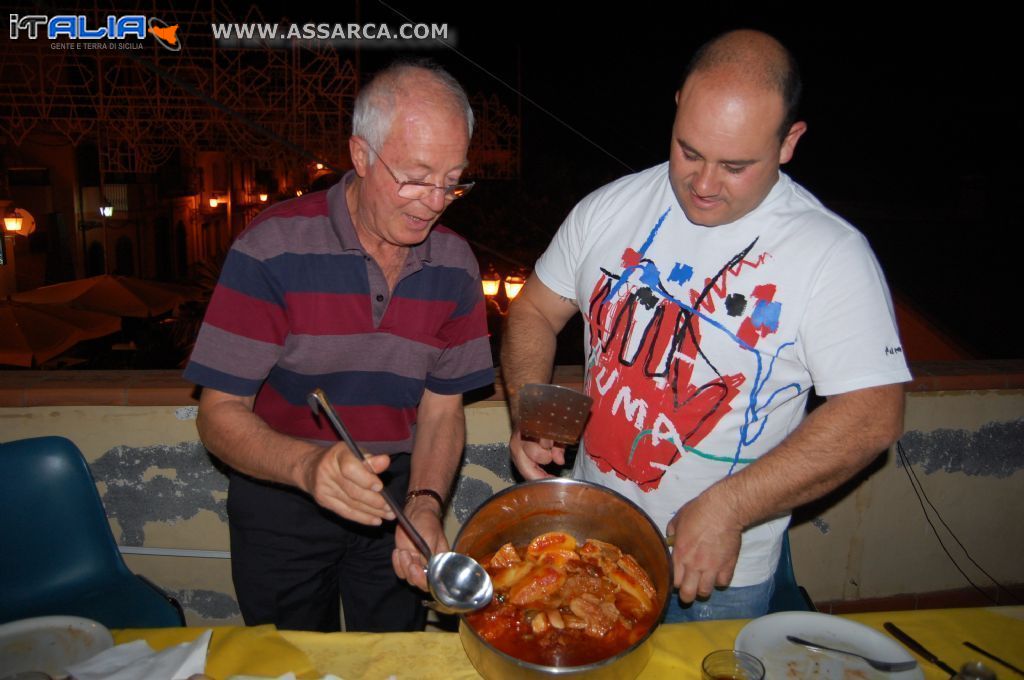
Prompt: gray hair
<box><xmin>352</xmin><ymin>60</ymin><xmax>474</xmax><ymax>155</ymax></box>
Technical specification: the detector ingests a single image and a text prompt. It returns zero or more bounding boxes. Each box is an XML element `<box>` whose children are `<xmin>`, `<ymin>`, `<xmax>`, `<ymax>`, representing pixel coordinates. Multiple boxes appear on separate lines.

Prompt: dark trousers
<box><xmin>227</xmin><ymin>453</ymin><xmax>426</xmax><ymax>632</ymax></box>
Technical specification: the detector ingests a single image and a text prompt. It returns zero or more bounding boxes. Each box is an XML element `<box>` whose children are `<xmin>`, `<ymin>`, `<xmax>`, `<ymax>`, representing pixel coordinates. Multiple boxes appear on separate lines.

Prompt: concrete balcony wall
<box><xmin>1</xmin><ymin>363</ymin><xmax>1022</xmax><ymax>625</ymax></box>
<box><xmin>792</xmin><ymin>384</ymin><xmax>1023</xmax><ymax>605</ymax></box>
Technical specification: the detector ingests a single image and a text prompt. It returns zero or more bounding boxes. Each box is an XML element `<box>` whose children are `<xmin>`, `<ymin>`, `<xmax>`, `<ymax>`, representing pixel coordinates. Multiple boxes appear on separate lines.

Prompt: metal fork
<box><xmin>787</xmin><ymin>635</ymin><xmax>919</xmax><ymax>673</ymax></box>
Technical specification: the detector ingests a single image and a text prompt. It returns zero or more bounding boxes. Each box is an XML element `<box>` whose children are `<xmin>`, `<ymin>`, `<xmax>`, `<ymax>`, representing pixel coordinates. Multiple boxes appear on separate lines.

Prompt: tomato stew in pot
<box><xmin>465</xmin><ymin>531</ymin><xmax>659</xmax><ymax>667</ymax></box>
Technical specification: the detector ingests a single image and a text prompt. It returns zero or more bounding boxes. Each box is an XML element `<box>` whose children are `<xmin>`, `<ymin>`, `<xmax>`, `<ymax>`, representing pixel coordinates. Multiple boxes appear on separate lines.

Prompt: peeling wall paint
<box><xmin>3</xmin><ymin>393</ymin><xmax>1022</xmax><ymax>612</ymax></box>
<box><xmin>172</xmin><ymin>588</ymin><xmax>240</xmax><ymax>620</ymax></box>
<box><xmin>87</xmin><ymin>440</ymin><xmax>520</xmax><ymax>623</ymax></box>
<box><xmin>451</xmin><ymin>443</ymin><xmax>515</xmax><ymax>523</ymax></box>
<box><xmin>89</xmin><ymin>440</ymin><xmax>520</xmax><ymax>549</ymax></box>
<box><xmin>452</xmin><ymin>477</ymin><xmax>500</xmax><ymax>524</ymax></box>
<box><xmin>91</xmin><ymin>441</ymin><xmax>228</xmax><ymax>545</ymax></box>
<box><xmin>900</xmin><ymin>419</ymin><xmax>1024</xmax><ymax>477</ymax></box>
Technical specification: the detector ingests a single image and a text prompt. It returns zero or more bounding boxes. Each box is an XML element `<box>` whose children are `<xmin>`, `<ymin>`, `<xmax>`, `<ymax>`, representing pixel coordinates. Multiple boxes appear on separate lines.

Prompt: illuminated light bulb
<box><xmin>482</xmin><ymin>270</ymin><xmax>501</xmax><ymax>297</ymax></box>
<box><xmin>504</xmin><ymin>274</ymin><xmax>526</xmax><ymax>300</ymax></box>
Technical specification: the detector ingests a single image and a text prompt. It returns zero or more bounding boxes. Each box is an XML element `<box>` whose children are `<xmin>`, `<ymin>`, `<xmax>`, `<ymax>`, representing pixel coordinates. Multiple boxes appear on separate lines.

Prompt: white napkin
<box><xmin>66</xmin><ymin>628</ymin><xmax>211</xmax><ymax>680</ymax></box>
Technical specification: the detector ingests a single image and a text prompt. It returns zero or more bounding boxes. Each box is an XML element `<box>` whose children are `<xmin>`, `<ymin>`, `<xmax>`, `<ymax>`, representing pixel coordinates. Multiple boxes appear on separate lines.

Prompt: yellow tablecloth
<box><xmin>117</xmin><ymin>606</ymin><xmax>1024</xmax><ymax>679</ymax></box>
<box><xmin>113</xmin><ymin>625</ymin><xmax>319</xmax><ymax>679</ymax></box>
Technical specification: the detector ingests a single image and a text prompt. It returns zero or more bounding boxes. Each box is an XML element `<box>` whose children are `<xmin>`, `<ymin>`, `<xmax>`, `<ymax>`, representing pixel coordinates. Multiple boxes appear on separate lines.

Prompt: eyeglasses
<box><xmin>365</xmin><ymin>142</ymin><xmax>474</xmax><ymax>201</ymax></box>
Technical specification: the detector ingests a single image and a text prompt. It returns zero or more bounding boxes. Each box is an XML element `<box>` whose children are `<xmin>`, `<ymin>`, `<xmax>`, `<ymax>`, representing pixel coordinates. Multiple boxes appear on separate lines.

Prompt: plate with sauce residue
<box><xmin>736</xmin><ymin>612</ymin><xmax>923</xmax><ymax>680</ymax></box>
<box><xmin>0</xmin><ymin>616</ymin><xmax>113</xmax><ymax>679</ymax></box>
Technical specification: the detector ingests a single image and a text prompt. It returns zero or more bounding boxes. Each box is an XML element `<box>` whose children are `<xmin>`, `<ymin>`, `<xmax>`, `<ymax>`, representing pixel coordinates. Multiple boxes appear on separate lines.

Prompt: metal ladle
<box><xmin>307</xmin><ymin>389</ymin><xmax>493</xmax><ymax>614</ymax></box>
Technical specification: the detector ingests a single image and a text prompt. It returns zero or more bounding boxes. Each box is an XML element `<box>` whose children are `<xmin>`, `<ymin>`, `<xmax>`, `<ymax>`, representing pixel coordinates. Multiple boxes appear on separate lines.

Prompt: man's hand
<box><xmin>509</xmin><ymin>428</ymin><xmax>567</xmax><ymax>480</ymax></box>
<box><xmin>392</xmin><ymin>495</ymin><xmax>448</xmax><ymax>591</ymax></box>
<box><xmin>666</xmin><ymin>384</ymin><xmax>906</xmax><ymax>604</ymax></box>
<box><xmin>667</xmin><ymin>489</ymin><xmax>743</xmax><ymax>603</ymax></box>
<box><xmin>300</xmin><ymin>443</ymin><xmax>396</xmax><ymax>525</ymax></box>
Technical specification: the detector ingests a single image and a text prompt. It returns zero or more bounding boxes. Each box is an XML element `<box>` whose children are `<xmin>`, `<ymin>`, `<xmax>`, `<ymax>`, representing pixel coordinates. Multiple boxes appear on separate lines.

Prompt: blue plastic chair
<box><xmin>768</xmin><ymin>531</ymin><xmax>816</xmax><ymax>612</ymax></box>
<box><xmin>0</xmin><ymin>436</ymin><xmax>184</xmax><ymax>628</ymax></box>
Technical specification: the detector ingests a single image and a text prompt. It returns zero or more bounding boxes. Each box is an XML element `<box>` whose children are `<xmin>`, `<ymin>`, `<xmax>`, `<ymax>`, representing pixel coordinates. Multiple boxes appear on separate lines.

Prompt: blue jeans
<box><xmin>663</xmin><ymin>578</ymin><xmax>775</xmax><ymax>623</ymax></box>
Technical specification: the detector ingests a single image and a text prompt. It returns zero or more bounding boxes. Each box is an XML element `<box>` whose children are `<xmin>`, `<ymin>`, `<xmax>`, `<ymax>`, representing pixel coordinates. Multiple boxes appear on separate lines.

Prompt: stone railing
<box><xmin>2</xmin><ymin>361</ymin><xmax>1022</xmax><ymax>624</ymax></box>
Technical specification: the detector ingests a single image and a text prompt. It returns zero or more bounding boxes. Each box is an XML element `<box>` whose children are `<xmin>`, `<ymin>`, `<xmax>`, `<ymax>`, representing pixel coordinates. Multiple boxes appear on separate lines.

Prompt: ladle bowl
<box><xmin>427</xmin><ymin>552</ymin><xmax>494</xmax><ymax>614</ymax></box>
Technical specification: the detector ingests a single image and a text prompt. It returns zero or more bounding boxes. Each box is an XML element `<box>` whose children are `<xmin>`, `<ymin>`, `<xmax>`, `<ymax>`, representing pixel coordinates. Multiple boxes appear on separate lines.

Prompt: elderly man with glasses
<box><xmin>185</xmin><ymin>61</ymin><xmax>492</xmax><ymax>632</ymax></box>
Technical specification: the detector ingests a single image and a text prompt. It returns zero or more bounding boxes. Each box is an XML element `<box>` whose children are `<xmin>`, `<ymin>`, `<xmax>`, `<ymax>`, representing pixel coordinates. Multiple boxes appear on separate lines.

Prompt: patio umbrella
<box><xmin>0</xmin><ymin>301</ymin><xmax>122</xmax><ymax>367</ymax></box>
<box><xmin>11</xmin><ymin>275</ymin><xmax>190</xmax><ymax>318</ymax></box>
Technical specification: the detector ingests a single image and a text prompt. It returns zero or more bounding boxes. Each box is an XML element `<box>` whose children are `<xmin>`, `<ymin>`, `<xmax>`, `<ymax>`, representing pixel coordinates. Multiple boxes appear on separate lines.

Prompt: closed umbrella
<box><xmin>0</xmin><ymin>301</ymin><xmax>121</xmax><ymax>367</ymax></box>
<box><xmin>11</xmin><ymin>275</ymin><xmax>189</xmax><ymax>318</ymax></box>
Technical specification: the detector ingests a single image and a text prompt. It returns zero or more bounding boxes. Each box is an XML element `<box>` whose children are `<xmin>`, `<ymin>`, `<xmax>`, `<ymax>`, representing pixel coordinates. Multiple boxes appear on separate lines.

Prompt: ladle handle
<box><xmin>308</xmin><ymin>389</ymin><xmax>433</xmax><ymax>559</ymax></box>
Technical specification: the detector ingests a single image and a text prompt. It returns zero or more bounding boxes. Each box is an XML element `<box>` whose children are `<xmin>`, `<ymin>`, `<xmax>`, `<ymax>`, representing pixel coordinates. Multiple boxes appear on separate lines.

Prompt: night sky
<box><xmin>202</xmin><ymin>5</ymin><xmax>1024</xmax><ymax>357</ymax></box>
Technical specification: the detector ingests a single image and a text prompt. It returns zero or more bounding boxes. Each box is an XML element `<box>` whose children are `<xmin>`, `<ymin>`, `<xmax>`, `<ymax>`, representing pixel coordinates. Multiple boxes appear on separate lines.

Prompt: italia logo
<box><xmin>9</xmin><ymin>14</ymin><xmax>181</xmax><ymax>51</ymax></box>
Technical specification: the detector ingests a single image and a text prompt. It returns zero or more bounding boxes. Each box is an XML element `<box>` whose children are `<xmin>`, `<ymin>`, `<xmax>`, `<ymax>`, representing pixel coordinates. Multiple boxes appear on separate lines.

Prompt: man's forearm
<box><xmin>407</xmin><ymin>391</ymin><xmax>466</xmax><ymax>507</ymax></box>
<box><xmin>500</xmin><ymin>274</ymin><xmax>581</xmax><ymax>421</ymax></box>
<box><xmin>196</xmin><ymin>391</ymin><xmax>322</xmax><ymax>491</ymax></box>
<box><xmin>500</xmin><ymin>300</ymin><xmax>559</xmax><ymax>421</ymax></box>
<box><xmin>669</xmin><ymin>383</ymin><xmax>906</xmax><ymax>599</ymax></box>
<box><xmin>705</xmin><ymin>383</ymin><xmax>906</xmax><ymax>528</ymax></box>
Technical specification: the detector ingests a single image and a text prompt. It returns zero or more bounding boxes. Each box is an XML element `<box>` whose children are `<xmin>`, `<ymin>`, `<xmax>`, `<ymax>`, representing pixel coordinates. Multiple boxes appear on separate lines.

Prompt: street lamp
<box><xmin>481</xmin><ymin>267</ymin><xmax>501</xmax><ymax>297</ymax></box>
<box><xmin>4</xmin><ymin>207</ymin><xmax>23</xmax><ymax>232</ymax></box>
<box><xmin>482</xmin><ymin>268</ymin><xmax>529</xmax><ymax>315</ymax></box>
<box><xmin>1</xmin><ymin>206</ymin><xmax>36</xmax><ymax>283</ymax></box>
<box><xmin>504</xmin><ymin>273</ymin><xmax>526</xmax><ymax>300</ymax></box>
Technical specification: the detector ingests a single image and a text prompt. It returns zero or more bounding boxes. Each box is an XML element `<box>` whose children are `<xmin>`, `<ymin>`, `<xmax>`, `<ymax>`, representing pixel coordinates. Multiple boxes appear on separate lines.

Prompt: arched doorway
<box><xmin>155</xmin><ymin>216</ymin><xmax>172</xmax><ymax>280</ymax></box>
<box><xmin>87</xmin><ymin>241</ymin><xmax>105</xmax><ymax>276</ymax></box>
<box><xmin>175</xmin><ymin>221</ymin><xmax>188</xmax><ymax>277</ymax></box>
<box><xmin>115</xmin><ymin>236</ymin><xmax>135</xmax><ymax>276</ymax></box>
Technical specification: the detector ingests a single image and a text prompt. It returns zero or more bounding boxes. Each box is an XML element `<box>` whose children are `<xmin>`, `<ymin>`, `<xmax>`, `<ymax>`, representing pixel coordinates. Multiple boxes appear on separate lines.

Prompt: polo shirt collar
<box><xmin>327</xmin><ymin>170</ymin><xmax>434</xmax><ymax>264</ymax></box>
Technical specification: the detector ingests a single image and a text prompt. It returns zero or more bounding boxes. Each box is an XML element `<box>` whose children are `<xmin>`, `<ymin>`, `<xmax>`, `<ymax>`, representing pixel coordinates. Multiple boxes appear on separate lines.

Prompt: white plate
<box><xmin>735</xmin><ymin>611</ymin><xmax>923</xmax><ymax>680</ymax></box>
<box><xmin>0</xmin><ymin>615</ymin><xmax>113</xmax><ymax>678</ymax></box>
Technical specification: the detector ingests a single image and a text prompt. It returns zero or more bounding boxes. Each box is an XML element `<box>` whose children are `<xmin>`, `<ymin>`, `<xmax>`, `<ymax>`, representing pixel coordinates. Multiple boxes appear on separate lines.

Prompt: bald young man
<box><xmin>186</xmin><ymin>62</ymin><xmax>492</xmax><ymax>631</ymax></box>
<box><xmin>502</xmin><ymin>31</ymin><xmax>910</xmax><ymax>621</ymax></box>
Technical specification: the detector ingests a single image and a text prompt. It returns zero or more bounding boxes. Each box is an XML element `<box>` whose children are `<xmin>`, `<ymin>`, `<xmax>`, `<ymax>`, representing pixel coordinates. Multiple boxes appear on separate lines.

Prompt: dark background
<box><xmin>227</xmin><ymin>5</ymin><xmax>1022</xmax><ymax>358</ymax></box>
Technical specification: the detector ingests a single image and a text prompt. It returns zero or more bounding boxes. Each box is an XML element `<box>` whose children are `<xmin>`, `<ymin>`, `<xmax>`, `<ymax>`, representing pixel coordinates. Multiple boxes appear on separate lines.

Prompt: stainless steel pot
<box><xmin>453</xmin><ymin>479</ymin><xmax>672</xmax><ymax>679</ymax></box>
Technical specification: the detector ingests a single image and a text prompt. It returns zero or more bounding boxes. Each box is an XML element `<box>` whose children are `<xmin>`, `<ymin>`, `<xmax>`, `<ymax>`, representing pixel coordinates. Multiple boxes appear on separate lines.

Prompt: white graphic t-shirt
<box><xmin>535</xmin><ymin>164</ymin><xmax>911</xmax><ymax>586</ymax></box>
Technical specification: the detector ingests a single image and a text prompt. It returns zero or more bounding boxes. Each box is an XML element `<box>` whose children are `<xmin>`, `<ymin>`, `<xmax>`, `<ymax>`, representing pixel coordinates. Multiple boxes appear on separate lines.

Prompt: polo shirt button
<box><xmin>376</xmin><ymin>294</ymin><xmax>384</xmax><ymax>302</ymax></box>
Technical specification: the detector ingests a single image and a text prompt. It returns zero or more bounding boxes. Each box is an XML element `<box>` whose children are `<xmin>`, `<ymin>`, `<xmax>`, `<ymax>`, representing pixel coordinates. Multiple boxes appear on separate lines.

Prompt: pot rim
<box><xmin>454</xmin><ymin>478</ymin><xmax>672</xmax><ymax>674</ymax></box>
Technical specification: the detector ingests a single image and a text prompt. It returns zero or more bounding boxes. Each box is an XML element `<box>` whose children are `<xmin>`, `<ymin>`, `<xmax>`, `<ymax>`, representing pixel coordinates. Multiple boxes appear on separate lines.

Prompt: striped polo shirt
<box><xmin>184</xmin><ymin>173</ymin><xmax>494</xmax><ymax>454</ymax></box>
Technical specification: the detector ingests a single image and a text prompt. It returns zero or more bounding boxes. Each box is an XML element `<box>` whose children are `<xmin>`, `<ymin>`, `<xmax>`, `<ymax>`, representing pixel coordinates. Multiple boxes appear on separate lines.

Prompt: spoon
<box><xmin>307</xmin><ymin>389</ymin><xmax>493</xmax><ymax>614</ymax></box>
<box><xmin>787</xmin><ymin>635</ymin><xmax>919</xmax><ymax>673</ymax></box>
